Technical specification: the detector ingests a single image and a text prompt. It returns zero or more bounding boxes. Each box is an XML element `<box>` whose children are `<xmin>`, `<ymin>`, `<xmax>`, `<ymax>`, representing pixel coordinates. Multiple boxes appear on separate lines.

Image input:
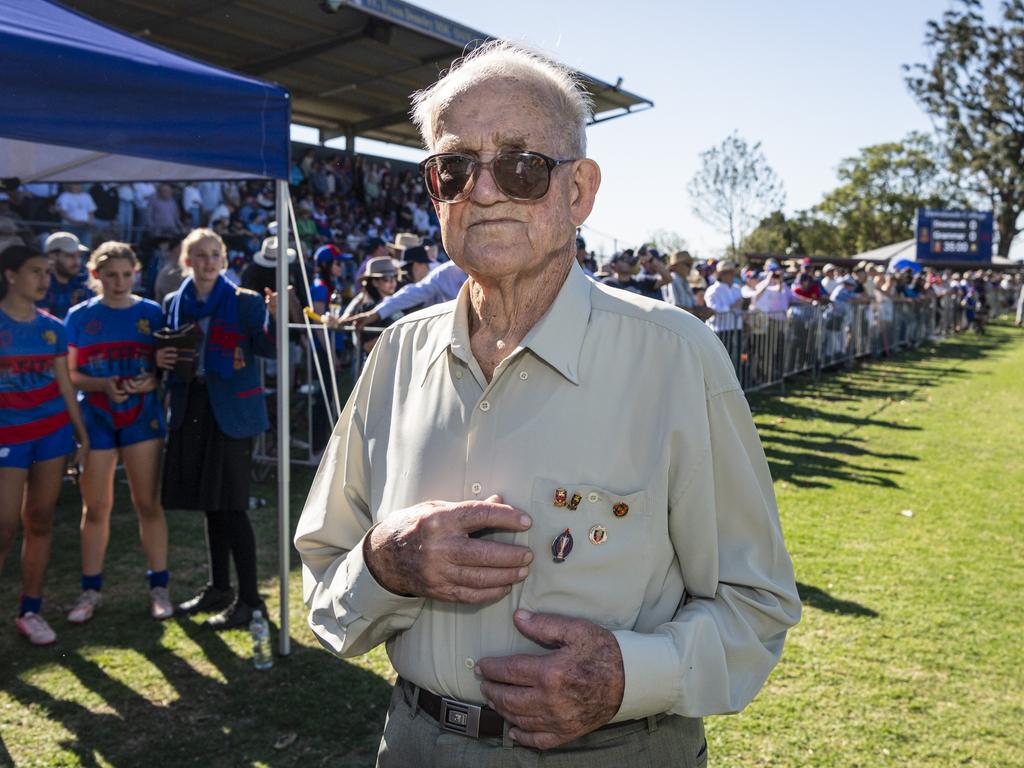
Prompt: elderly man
<box><xmin>295</xmin><ymin>42</ymin><xmax>799</xmax><ymax>767</ymax></box>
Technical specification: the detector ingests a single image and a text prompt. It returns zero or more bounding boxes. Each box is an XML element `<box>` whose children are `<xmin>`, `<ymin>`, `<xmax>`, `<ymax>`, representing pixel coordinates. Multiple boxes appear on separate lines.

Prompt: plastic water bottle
<box><xmin>250</xmin><ymin>610</ymin><xmax>273</xmax><ymax>670</ymax></box>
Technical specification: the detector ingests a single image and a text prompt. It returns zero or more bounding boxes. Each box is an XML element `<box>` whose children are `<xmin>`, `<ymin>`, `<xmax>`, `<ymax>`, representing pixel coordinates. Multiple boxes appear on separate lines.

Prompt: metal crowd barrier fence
<box><xmin>250</xmin><ymin>289</ymin><xmax>1019</xmax><ymax>472</ymax></box>
<box><xmin>707</xmin><ymin>289</ymin><xmax>1015</xmax><ymax>393</ymax></box>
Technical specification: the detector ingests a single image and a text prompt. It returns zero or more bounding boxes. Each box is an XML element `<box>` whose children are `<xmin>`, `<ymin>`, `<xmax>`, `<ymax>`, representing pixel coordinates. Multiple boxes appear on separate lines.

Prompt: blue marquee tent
<box><xmin>0</xmin><ymin>0</ymin><xmax>296</xmax><ymax>654</ymax></box>
<box><xmin>0</xmin><ymin>0</ymin><xmax>290</xmax><ymax>182</ymax></box>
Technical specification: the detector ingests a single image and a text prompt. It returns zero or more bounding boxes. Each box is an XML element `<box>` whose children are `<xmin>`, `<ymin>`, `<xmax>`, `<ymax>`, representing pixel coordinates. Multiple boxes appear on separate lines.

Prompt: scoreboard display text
<box><xmin>915</xmin><ymin>209</ymin><xmax>993</xmax><ymax>262</ymax></box>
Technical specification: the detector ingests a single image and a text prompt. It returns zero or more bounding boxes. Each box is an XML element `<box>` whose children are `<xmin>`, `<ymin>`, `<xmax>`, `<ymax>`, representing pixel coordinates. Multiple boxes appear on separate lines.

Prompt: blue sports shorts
<box><xmin>0</xmin><ymin>423</ymin><xmax>74</xmax><ymax>469</ymax></box>
<box><xmin>84</xmin><ymin>407</ymin><xmax>166</xmax><ymax>451</ymax></box>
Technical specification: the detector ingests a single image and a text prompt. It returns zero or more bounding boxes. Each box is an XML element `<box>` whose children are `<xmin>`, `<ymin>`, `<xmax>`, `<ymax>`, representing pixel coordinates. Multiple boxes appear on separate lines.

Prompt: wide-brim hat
<box><xmin>386</xmin><ymin>232</ymin><xmax>422</xmax><ymax>254</ymax></box>
<box><xmin>254</xmin><ymin>236</ymin><xmax>297</xmax><ymax>268</ymax></box>
<box><xmin>715</xmin><ymin>259</ymin><xmax>738</xmax><ymax>275</ymax></box>
<box><xmin>398</xmin><ymin>245</ymin><xmax>430</xmax><ymax>265</ymax></box>
<box><xmin>44</xmin><ymin>231</ymin><xmax>89</xmax><ymax>254</ymax></box>
<box><xmin>669</xmin><ymin>250</ymin><xmax>693</xmax><ymax>267</ymax></box>
<box><xmin>362</xmin><ymin>256</ymin><xmax>400</xmax><ymax>280</ymax></box>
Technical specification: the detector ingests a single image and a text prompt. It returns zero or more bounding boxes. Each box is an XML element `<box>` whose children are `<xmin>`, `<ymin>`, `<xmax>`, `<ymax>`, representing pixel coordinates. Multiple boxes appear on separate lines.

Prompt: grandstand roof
<box><xmin>61</xmin><ymin>0</ymin><xmax>654</xmax><ymax>149</ymax></box>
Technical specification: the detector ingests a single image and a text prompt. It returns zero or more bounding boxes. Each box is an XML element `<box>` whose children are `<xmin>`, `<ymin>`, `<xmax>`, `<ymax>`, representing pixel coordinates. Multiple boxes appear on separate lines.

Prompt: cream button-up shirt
<box><xmin>295</xmin><ymin>261</ymin><xmax>800</xmax><ymax>721</ymax></box>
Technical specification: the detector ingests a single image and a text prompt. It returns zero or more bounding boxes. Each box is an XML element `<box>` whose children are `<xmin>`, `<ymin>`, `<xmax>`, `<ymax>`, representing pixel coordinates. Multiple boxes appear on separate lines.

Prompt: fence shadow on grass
<box><xmin>750</xmin><ymin>324</ymin><xmax>1020</xmax><ymax>490</ymax></box>
<box><xmin>796</xmin><ymin>581</ymin><xmax>879</xmax><ymax>618</ymax></box>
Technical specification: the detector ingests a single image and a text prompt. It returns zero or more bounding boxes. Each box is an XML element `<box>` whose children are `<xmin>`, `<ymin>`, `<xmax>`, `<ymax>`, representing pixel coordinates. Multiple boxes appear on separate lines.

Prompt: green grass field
<box><xmin>1</xmin><ymin>322</ymin><xmax>1022</xmax><ymax>767</ymax></box>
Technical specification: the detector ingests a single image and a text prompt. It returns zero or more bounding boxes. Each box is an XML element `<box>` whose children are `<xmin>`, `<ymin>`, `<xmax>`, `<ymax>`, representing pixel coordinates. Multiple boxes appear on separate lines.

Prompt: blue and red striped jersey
<box><xmin>65</xmin><ymin>297</ymin><xmax>164</xmax><ymax>430</ymax></box>
<box><xmin>0</xmin><ymin>307</ymin><xmax>69</xmax><ymax>445</ymax></box>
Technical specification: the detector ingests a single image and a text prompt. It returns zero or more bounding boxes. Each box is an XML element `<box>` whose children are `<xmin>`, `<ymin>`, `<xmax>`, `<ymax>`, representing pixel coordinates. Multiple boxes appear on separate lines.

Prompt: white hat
<box><xmin>44</xmin><ymin>231</ymin><xmax>89</xmax><ymax>254</ymax></box>
<box><xmin>254</xmin><ymin>236</ymin><xmax>296</xmax><ymax>268</ymax></box>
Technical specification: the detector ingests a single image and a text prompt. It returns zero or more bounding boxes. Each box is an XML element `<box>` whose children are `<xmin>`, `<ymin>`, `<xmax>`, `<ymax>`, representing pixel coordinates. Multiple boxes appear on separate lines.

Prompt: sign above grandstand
<box><xmin>915</xmin><ymin>209</ymin><xmax>993</xmax><ymax>263</ymax></box>
<box><xmin>344</xmin><ymin>0</ymin><xmax>485</xmax><ymax>49</ymax></box>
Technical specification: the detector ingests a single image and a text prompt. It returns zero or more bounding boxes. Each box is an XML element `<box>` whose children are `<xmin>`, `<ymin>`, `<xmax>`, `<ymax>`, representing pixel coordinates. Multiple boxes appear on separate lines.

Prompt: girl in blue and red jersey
<box><xmin>0</xmin><ymin>245</ymin><xmax>88</xmax><ymax>646</ymax></box>
<box><xmin>64</xmin><ymin>242</ymin><xmax>173</xmax><ymax>624</ymax></box>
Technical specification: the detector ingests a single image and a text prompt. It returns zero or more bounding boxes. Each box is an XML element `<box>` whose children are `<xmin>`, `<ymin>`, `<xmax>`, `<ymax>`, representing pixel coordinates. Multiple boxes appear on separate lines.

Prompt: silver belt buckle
<box><xmin>439</xmin><ymin>697</ymin><xmax>482</xmax><ymax>738</ymax></box>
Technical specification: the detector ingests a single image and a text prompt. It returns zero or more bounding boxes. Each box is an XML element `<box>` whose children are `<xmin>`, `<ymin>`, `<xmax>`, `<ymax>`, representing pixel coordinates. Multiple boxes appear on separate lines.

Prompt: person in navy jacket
<box><xmin>157</xmin><ymin>228</ymin><xmax>281</xmax><ymax>630</ymax></box>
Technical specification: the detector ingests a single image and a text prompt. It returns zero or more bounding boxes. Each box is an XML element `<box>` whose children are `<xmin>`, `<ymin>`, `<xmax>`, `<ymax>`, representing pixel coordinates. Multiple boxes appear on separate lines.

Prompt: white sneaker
<box><xmin>67</xmin><ymin>590</ymin><xmax>102</xmax><ymax>624</ymax></box>
<box><xmin>15</xmin><ymin>612</ymin><xmax>57</xmax><ymax>645</ymax></box>
<box><xmin>150</xmin><ymin>586</ymin><xmax>173</xmax><ymax>621</ymax></box>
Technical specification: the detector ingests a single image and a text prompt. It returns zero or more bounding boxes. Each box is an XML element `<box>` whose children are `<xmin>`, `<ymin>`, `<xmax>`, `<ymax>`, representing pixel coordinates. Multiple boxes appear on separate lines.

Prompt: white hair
<box><xmin>410</xmin><ymin>41</ymin><xmax>593</xmax><ymax>157</ymax></box>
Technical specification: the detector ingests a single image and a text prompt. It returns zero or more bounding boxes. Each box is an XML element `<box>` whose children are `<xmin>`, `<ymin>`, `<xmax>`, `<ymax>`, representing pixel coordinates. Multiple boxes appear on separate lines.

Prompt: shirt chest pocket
<box><xmin>518</xmin><ymin>477</ymin><xmax>651</xmax><ymax>630</ymax></box>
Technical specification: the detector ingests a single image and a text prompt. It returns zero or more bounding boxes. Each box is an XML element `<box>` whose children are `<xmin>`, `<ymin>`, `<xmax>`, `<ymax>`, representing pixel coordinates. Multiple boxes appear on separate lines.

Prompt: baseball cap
<box><xmin>314</xmin><ymin>244</ymin><xmax>341</xmax><ymax>264</ymax></box>
<box><xmin>44</xmin><ymin>231</ymin><xmax>89</xmax><ymax>254</ymax></box>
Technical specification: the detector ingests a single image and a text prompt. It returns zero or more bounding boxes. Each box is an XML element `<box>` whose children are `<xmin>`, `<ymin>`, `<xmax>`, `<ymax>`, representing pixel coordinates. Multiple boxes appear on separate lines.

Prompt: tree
<box><xmin>813</xmin><ymin>132</ymin><xmax>966</xmax><ymax>254</ymax></box>
<box><xmin>687</xmin><ymin>132</ymin><xmax>785</xmax><ymax>256</ymax></box>
<box><xmin>647</xmin><ymin>228</ymin><xmax>689</xmax><ymax>254</ymax></box>
<box><xmin>905</xmin><ymin>0</ymin><xmax>1024</xmax><ymax>257</ymax></box>
<box><xmin>740</xmin><ymin>209</ymin><xmax>844</xmax><ymax>258</ymax></box>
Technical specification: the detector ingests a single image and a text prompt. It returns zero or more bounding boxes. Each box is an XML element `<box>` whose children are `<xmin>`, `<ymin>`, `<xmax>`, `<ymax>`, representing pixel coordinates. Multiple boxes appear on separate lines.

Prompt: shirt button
<box><xmin>455</xmin><ymin>370</ymin><xmax>463</xmax><ymax>380</ymax></box>
<box><xmin>587</xmin><ymin>492</ymin><xmax>600</xmax><ymax>503</ymax></box>
<box><xmin>465</xmin><ymin>657</ymin><xmax>475</xmax><ymax>669</ymax></box>
<box><xmin>519</xmin><ymin>371</ymin><xmax>529</xmax><ymax>380</ymax></box>
<box><xmin>479</xmin><ymin>400</ymin><xmax>491</xmax><ymax>412</ymax></box>
<box><xmin>471</xmin><ymin>482</ymin><xmax>482</xmax><ymax>495</ymax></box>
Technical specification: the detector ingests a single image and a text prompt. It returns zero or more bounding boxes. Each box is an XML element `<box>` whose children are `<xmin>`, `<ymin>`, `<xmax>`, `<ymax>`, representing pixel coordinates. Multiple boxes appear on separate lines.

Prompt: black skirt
<box><xmin>162</xmin><ymin>380</ymin><xmax>252</xmax><ymax>512</ymax></box>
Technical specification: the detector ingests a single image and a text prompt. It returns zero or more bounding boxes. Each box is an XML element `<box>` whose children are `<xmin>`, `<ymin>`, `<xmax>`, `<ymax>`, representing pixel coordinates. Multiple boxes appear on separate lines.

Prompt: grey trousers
<box><xmin>376</xmin><ymin>683</ymin><xmax>708</xmax><ymax>768</ymax></box>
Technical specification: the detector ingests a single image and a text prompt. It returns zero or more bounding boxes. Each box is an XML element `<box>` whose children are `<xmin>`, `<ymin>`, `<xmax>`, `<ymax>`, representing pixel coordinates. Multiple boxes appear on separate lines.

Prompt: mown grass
<box><xmin>1</xmin><ymin>322</ymin><xmax>1022</xmax><ymax>767</ymax></box>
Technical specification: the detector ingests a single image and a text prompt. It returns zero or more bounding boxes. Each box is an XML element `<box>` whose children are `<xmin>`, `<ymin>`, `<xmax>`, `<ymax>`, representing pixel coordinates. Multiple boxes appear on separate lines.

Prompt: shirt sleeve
<box><xmin>53</xmin><ymin>318</ymin><xmax>68</xmax><ymax>356</ymax></box>
<box><xmin>611</xmin><ymin>380</ymin><xmax>800</xmax><ymax>720</ymax></box>
<box><xmin>374</xmin><ymin>264</ymin><xmax>461</xmax><ymax>319</ymax></box>
<box><xmin>705</xmin><ymin>285</ymin><xmax>734</xmax><ymax>312</ymax></box>
<box><xmin>64</xmin><ymin>308</ymin><xmax>80</xmax><ymax>348</ymax></box>
<box><xmin>294</xmin><ymin>339</ymin><xmax>425</xmax><ymax>658</ymax></box>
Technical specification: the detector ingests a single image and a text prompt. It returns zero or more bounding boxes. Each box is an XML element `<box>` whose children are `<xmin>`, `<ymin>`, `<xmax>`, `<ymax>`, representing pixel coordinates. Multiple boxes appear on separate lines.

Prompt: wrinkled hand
<box><xmin>477</xmin><ymin>610</ymin><xmax>625</xmax><ymax>750</ymax></box>
<box><xmin>104</xmin><ymin>377</ymin><xmax>128</xmax><ymax>403</ymax></box>
<box><xmin>155</xmin><ymin>347</ymin><xmax>178</xmax><ymax>371</ymax></box>
<box><xmin>364</xmin><ymin>494</ymin><xmax>533</xmax><ymax>604</ymax></box>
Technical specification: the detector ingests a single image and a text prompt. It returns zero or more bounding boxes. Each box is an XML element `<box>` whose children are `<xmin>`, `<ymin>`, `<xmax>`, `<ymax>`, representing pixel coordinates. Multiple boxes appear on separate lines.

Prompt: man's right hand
<box><xmin>364</xmin><ymin>495</ymin><xmax>533</xmax><ymax>604</ymax></box>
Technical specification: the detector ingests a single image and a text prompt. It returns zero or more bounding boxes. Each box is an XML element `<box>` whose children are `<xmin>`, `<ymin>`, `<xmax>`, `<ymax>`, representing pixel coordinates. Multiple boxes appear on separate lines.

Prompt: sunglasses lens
<box><xmin>493</xmin><ymin>152</ymin><xmax>550</xmax><ymax>199</ymax></box>
<box><xmin>426</xmin><ymin>155</ymin><xmax>475</xmax><ymax>202</ymax></box>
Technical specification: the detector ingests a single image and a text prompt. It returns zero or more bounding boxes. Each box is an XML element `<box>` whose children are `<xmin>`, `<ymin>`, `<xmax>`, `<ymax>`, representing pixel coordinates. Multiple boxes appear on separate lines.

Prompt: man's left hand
<box><xmin>476</xmin><ymin>610</ymin><xmax>625</xmax><ymax>750</ymax></box>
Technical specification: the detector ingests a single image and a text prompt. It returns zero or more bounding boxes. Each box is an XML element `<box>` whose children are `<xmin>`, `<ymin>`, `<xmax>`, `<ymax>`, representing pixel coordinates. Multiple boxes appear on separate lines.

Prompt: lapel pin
<box><xmin>567</xmin><ymin>492</ymin><xmax>581</xmax><ymax>511</ymax></box>
<box><xmin>612</xmin><ymin>503</ymin><xmax>629</xmax><ymax>518</ymax></box>
<box><xmin>553</xmin><ymin>488</ymin><xmax>567</xmax><ymax>507</ymax></box>
<box><xmin>551</xmin><ymin>528</ymin><xmax>574</xmax><ymax>562</ymax></box>
<box><xmin>588</xmin><ymin>525</ymin><xmax>608</xmax><ymax>545</ymax></box>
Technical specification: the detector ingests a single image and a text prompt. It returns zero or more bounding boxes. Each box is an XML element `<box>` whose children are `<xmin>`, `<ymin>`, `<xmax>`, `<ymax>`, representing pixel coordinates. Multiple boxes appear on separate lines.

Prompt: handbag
<box><xmin>153</xmin><ymin>323</ymin><xmax>201</xmax><ymax>382</ymax></box>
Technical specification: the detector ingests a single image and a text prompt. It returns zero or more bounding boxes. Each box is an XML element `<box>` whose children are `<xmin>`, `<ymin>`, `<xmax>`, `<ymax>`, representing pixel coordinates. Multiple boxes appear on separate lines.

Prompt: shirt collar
<box><xmin>422</xmin><ymin>260</ymin><xmax>592</xmax><ymax>386</ymax></box>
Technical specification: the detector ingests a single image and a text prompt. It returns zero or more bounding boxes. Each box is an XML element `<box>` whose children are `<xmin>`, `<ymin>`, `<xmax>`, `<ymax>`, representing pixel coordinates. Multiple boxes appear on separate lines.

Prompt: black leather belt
<box><xmin>399</xmin><ymin>677</ymin><xmax>649</xmax><ymax>740</ymax></box>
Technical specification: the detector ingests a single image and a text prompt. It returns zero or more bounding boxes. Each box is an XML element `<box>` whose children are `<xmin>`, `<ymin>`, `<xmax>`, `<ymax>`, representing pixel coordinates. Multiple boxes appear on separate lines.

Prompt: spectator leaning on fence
<box><xmin>704</xmin><ymin>259</ymin><xmax>744</xmax><ymax>334</ymax></box>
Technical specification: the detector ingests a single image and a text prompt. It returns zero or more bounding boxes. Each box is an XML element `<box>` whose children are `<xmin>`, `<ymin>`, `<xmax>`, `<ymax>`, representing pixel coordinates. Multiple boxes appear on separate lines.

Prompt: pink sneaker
<box><xmin>67</xmin><ymin>590</ymin><xmax>101</xmax><ymax>624</ymax></box>
<box><xmin>15</xmin><ymin>612</ymin><xmax>57</xmax><ymax>645</ymax></box>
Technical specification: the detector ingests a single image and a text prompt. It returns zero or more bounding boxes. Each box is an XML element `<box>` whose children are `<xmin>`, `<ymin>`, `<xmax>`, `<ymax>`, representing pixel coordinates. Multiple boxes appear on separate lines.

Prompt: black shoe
<box><xmin>176</xmin><ymin>585</ymin><xmax>235</xmax><ymax>615</ymax></box>
<box><xmin>203</xmin><ymin>599</ymin><xmax>266</xmax><ymax>631</ymax></box>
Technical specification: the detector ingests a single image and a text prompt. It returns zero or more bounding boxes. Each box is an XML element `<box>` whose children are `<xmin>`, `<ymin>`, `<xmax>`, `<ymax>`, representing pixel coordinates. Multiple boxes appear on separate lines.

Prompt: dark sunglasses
<box><xmin>419</xmin><ymin>150</ymin><xmax>577</xmax><ymax>203</ymax></box>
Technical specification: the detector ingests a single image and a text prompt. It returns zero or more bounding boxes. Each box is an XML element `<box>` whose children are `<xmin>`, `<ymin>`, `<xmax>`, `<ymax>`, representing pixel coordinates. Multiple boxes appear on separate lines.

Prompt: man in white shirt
<box><xmin>55</xmin><ymin>184</ymin><xmax>96</xmax><ymax>247</ymax></box>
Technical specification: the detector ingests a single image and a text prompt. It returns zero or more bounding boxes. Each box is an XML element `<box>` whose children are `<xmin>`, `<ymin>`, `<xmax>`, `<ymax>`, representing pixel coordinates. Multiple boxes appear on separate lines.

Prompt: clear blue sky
<box><xmin>300</xmin><ymin>1</ymin><xmax>1022</xmax><ymax>260</ymax></box>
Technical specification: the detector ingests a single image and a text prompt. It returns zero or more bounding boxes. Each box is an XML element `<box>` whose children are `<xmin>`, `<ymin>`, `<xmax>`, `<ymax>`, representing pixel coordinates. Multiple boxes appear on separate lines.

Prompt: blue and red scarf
<box><xmin>168</xmin><ymin>274</ymin><xmax>242</xmax><ymax>380</ymax></box>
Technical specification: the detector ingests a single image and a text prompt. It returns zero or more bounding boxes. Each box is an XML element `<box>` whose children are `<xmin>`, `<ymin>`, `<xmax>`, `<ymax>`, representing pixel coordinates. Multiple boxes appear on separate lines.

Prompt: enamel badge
<box><xmin>553</xmin><ymin>488</ymin><xmax>568</xmax><ymax>507</ymax></box>
<box><xmin>567</xmin><ymin>493</ymin><xmax>582</xmax><ymax>511</ymax></box>
<box><xmin>551</xmin><ymin>528</ymin><xmax>574</xmax><ymax>562</ymax></box>
<box><xmin>612</xmin><ymin>503</ymin><xmax>629</xmax><ymax>518</ymax></box>
<box><xmin>588</xmin><ymin>525</ymin><xmax>608</xmax><ymax>545</ymax></box>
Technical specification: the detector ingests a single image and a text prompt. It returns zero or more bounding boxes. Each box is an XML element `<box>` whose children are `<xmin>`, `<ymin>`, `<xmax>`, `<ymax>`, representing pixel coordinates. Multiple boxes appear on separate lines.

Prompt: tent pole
<box><xmin>275</xmin><ymin>179</ymin><xmax>292</xmax><ymax>657</ymax></box>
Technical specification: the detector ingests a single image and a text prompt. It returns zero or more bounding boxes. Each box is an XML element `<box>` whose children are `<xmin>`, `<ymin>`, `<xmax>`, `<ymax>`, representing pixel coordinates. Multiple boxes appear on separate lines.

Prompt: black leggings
<box><xmin>204</xmin><ymin>510</ymin><xmax>260</xmax><ymax>607</ymax></box>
